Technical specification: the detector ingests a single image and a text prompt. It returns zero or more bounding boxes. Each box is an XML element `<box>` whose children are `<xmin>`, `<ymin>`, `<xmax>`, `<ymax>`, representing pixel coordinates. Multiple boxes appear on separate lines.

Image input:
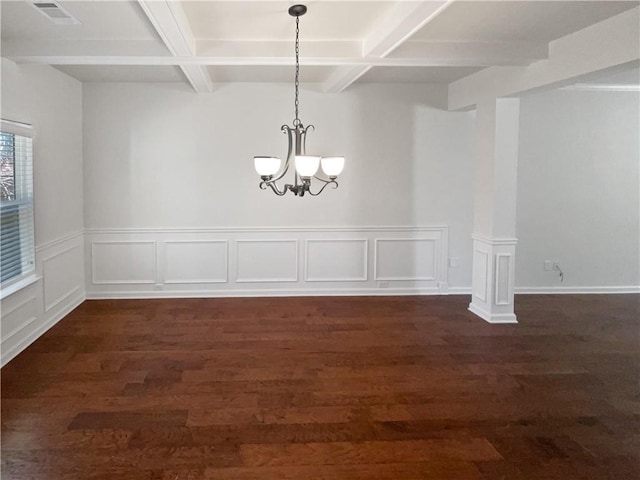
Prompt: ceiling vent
<box><xmin>31</xmin><ymin>2</ymin><xmax>81</xmax><ymax>25</ymax></box>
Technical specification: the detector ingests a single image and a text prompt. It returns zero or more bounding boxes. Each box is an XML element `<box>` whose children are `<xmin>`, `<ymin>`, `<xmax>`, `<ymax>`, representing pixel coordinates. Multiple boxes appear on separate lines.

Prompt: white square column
<box><xmin>469</xmin><ymin>98</ymin><xmax>520</xmax><ymax>324</ymax></box>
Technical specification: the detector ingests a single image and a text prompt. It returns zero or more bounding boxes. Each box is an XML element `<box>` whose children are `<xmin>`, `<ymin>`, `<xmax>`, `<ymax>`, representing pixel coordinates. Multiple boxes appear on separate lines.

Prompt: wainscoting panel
<box><xmin>92</xmin><ymin>241</ymin><xmax>156</xmax><ymax>285</ymax></box>
<box><xmin>84</xmin><ymin>226</ymin><xmax>449</xmax><ymax>298</ymax></box>
<box><xmin>1</xmin><ymin>230</ymin><xmax>85</xmax><ymax>366</ymax></box>
<box><xmin>375</xmin><ymin>239</ymin><xmax>436</xmax><ymax>281</ymax></box>
<box><xmin>495</xmin><ymin>253</ymin><xmax>512</xmax><ymax>305</ymax></box>
<box><xmin>1</xmin><ymin>295</ymin><xmax>38</xmax><ymax>345</ymax></box>
<box><xmin>43</xmin><ymin>244</ymin><xmax>83</xmax><ymax>312</ymax></box>
<box><xmin>236</xmin><ymin>240</ymin><xmax>298</xmax><ymax>283</ymax></box>
<box><xmin>164</xmin><ymin>240</ymin><xmax>228</xmax><ymax>284</ymax></box>
<box><xmin>305</xmin><ymin>239</ymin><xmax>368</xmax><ymax>282</ymax></box>
<box><xmin>472</xmin><ymin>248</ymin><xmax>489</xmax><ymax>302</ymax></box>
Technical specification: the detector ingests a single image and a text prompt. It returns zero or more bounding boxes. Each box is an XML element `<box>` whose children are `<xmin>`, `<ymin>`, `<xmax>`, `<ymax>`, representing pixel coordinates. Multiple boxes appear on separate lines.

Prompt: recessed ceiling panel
<box><xmin>55</xmin><ymin>65</ymin><xmax>186</xmax><ymax>83</ymax></box>
<box><xmin>207</xmin><ymin>65</ymin><xmax>330</xmax><ymax>83</ymax></box>
<box><xmin>411</xmin><ymin>1</ymin><xmax>637</xmax><ymax>43</ymax></box>
<box><xmin>183</xmin><ymin>1</ymin><xmax>396</xmax><ymax>41</ymax></box>
<box><xmin>1</xmin><ymin>0</ymin><xmax>162</xmax><ymax>41</ymax></box>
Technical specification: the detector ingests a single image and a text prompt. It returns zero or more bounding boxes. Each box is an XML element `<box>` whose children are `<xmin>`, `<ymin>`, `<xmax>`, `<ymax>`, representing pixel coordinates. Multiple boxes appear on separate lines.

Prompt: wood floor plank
<box><xmin>1</xmin><ymin>294</ymin><xmax>638</xmax><ymax>479</ymax></box>
<box><xmin>239</xmin><ymin>438</ymin><xmax>503</xmax><ymax>466</ymax></box>
<box><xmin>204</xmin><ymin>461</ymin><xmax>485</xmax><ymax>480</ymax></box>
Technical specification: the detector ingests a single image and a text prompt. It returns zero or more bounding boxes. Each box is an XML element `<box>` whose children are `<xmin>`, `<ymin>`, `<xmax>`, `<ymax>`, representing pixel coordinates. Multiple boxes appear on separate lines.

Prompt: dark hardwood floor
<box><xmin>1</xmin><ymin>294</ymin><xmax>638</xmax><ymax>479</ymax></box>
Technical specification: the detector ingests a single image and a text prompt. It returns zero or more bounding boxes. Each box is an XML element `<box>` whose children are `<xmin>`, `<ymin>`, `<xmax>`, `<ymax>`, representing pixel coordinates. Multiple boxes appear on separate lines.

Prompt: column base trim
<box><xmin>468</xmin><ymin>302</ymin><xmax>518</xmax><ymax>324</ymax></box>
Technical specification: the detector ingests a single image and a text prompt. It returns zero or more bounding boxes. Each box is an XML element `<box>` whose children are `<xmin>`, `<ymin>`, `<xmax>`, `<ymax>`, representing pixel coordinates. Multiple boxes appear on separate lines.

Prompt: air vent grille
<box><xmin>32</xmin><ymin>1</ymin><xmax>81</xmax><ymax>25</ymax></box>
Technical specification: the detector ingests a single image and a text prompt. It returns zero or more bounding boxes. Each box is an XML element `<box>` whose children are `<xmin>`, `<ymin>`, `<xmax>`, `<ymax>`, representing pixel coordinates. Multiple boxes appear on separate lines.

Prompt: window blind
<box><xmin>0</xmin><ymin>120</ymin><xmax>35</xmax><ymax>287</ymax></box>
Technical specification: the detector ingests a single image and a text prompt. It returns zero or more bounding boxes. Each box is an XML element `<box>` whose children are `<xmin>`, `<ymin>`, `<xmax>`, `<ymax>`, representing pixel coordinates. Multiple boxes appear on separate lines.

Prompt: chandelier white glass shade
<box><xmin>254</xmin><ymin>4</ymin><xmax>345</xmax><ymax>197</ymax></box>
<box><xmin>321</xmin><ymin>156</ymin><xmax>345</xmax><ymax>177</ymax></box>
<box><xmin>294</xmin><ymin>155</ymin><xmax>320</xmax><ymax>178</ymax></box>
<box><xmin>254</xmin><ymin>156</ymin><xmax>281</xmax><ymax>177</ymax></box>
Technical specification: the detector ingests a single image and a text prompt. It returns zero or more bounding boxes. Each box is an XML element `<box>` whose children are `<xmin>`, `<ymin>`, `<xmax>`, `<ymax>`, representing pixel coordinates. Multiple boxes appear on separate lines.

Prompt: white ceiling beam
<box><xmin>390</xmin><ymin>41</ymin><xmax>548</xmax><ymax>64</ymax></box>
<box><xmin>5</xmin><ymin>40</ymin><xmax>546</xmax><ymax>66</ymax></box>
<box><xmin>322</xmin><ymin>65</ymin><xmax>372</xmax><ymax>93</ymax></box>
<box><xmin>196</xmin><ymin>40</ymin><xmax>362</xmax><ymax>59</ymax></box>
<box><xmin>8</xmin><ymin>53</ymin><xmax>544</xmax><ymax>68</ymax></box>
<box><xmin>1</xmin><ymin>39</ymin><xmax>169</xmax><ymax>57</ymax></box>
<box><xmin>137</xmin><ymin>0</ymin><xmax>212</xmax><ymax>93</ymax></box>
<box><xmin>560</xmin><ymin>83</ymin><xmax>640</xmax><ymax>92</ymax></box>
<box><xmin>448</xmin><ymin>6</ymin><xmax>640</xmax><ymax>110</ymax></box>
<box><xmin>323</xmin><ymin>0</ymin><xmax>455</xmax><ymax>93</ymax></box>
<box><xmin>363</xmin><ymin>0</ymin><xmax>455</xmax><ymax>58</ymax></box>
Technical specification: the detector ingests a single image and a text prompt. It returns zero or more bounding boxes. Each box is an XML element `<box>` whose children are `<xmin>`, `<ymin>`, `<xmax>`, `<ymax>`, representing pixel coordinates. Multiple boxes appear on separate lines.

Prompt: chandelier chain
<box><xmin>294</xmin><ymin>15</ymin><xmax>300</xmax><ymax>126</ymax></box>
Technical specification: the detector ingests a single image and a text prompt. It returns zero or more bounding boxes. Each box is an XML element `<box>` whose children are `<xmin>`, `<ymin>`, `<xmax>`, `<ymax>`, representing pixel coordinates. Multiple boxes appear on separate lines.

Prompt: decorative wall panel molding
<box><xmin>495</xmin><ymin>253</ymin><xmax>512</xmax><ymax>305</ymax></box>
<box><xmin>91</xmin><ymin>241</ymin><xmax>157</xmax><ymax>285</ymax></box>
<box><xmin>163</xmin><ymin>240</ymin><xmax>228</xmax><ymax>284</ymax></box>
<box><xmin>375</xmin><ymin>238</ymin><xmax>437</xmax><ymax>281</ymax></box>
<box><xmin>43</xmin><ymin>244</ymin><xmax>83</xmax><ymax>312</ymax></box>
<box><xmin>472</xmin><ymin>248</ymin><xmax>489</xmax><ymax>302</ymax></box>
<box><xmin>84</xmin><ymin>226</ymin><xmax>449</xmax><ymax>298</ymax></box>
<box><xmin>1</xmin><ymin>295</ymin><xmax>38</xmax><ymax>344</ymax></box>
<box><xmin>236</xmin><ymin>240</ymin><xmax>299</xmax><ymax>283</ymax></box>
<box><xmin>1</xmin><ymin>231</ymin><xmax>85</xmax><ymax>367</ymax></box>
<box><xmin>305</xmin><ymin>239</ymin><xmax>368</xmax><ymax>282</ymax></box>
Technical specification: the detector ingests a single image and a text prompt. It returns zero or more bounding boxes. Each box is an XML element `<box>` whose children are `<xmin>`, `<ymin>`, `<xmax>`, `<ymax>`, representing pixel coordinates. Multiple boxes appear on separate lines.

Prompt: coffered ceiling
<box><xmin>2</xmin><ymin>0</ymin><xmax>638</xmax><ymax>93</ymax></box>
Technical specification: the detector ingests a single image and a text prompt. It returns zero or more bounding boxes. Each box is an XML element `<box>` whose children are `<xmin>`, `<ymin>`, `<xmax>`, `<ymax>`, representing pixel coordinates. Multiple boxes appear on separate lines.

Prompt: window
<box><xmin>1</xmin><ymin>120</ymin><xmax>34</xmax><ymax>288</ymax></box>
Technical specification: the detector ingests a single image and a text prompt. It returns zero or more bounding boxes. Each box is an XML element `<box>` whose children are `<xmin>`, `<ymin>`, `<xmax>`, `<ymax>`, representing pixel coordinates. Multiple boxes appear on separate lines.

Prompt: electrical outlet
<box><xmin>378</xmin><ymin>281</ymin><xmax>389</xmax><ymax>289</ymax></box>
<box><xmin>448</xmin><ymin>257</ymin><xmax>460</xmax><ymax>268</ymax></box>
<box><xmin>544</xmin><ymin>260</ymin><xmax>552</xmax><ymax>271</ymax></box>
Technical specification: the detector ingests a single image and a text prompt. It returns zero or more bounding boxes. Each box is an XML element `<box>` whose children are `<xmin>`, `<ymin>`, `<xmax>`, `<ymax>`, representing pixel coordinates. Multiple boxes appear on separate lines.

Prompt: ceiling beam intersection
<box><xmin>137</xmin><ymin>0</ymin><xmax>213</xmax><ymax>93</ymax></box>
<box><xmin>323</xmin><ymin>0</ymin><xmax>456</xmax><ymax>93</ymax></box>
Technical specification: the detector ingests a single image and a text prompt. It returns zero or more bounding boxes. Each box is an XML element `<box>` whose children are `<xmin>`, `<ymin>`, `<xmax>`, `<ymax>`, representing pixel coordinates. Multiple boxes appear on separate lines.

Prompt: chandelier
<box><xmin>253</xmin><ymin>4</ymin><xmax>345</xmax><ymax>197</ymax></box>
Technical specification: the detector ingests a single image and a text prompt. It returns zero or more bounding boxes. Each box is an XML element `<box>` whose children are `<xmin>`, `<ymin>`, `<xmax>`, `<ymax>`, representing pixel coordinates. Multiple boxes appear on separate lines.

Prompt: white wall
<box><xmin>82</xmin><ymin>82</ymin><xmax>475</xmax><ymax>296</ymax></box>
<box><xmin>516</xmin><ymin>88</ymin><xmax>640</xmax><ymax>291</ymax></box>
<box><xmin>2</xmin><ymin>67</ymin><xmax>635</xmax><ymax>364</ymax></box>
<box><xmin>0</xmin><ymin>59</ymin><xmax>85</xmax><ymax>365</ymax></box>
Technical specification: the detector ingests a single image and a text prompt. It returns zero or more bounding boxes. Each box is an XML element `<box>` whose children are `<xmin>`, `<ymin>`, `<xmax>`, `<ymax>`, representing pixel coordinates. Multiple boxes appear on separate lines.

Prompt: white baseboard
<box><xmin>448</xmin><ymin>287</ymin><xmax>472</xmax><ymax>295</ymax></box>
<box><xmin>515</xmin><ymin>286</ymin><xmax>640</xmax><ymax>294</ymax></box>
<box><xmin>85</xmin><ymin>287</ymin><xmax>443</xmax><ymax>300</ymax></box>
<box><xmin>448</xmin><ymin>286</ymin><xmax>640</xmax><ymax>295</ymax></box>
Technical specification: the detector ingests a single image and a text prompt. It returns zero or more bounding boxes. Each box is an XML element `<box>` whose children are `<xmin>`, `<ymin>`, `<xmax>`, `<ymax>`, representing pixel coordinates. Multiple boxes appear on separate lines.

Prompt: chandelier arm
<box><xmin>312</xmin><ymin>173</ymin><xmax>334</xmax><ymax>183</ymax></box>
<box><xmin>302</xmin><ymin>124</ymin><xmax>314</xmax><ymax>155</ymax></box>
<box><xmin>307</xmin><ymin>179</ymin><xmax>338</xmax><ymax>196</ymax></box>
<box><xmin>259</xmin><ymin>179</ymin><xmax>288</xmax><ymax>196</ymax></box>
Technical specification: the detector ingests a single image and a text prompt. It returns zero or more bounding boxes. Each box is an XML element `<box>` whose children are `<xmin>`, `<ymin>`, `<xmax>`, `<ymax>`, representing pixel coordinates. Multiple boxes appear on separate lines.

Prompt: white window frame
<box><xmin>0</xmin><ymin>119</ymin><xmax>36</xmax><ymax>298</ymax></box>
